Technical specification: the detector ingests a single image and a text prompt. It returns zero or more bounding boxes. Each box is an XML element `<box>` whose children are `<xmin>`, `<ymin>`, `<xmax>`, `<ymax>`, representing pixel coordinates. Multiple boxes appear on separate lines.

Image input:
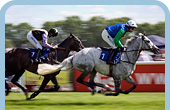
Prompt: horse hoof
<box><xmin>119</xmin><ymin>89</ymin><xmax>129</xmax><ymax>94</ymax></box>
<box><xmin>91</xmin><ymin>89</ymin><xmax>95</xmax><ymax>95</ymax></box>
<box><xmin>54</xmin><ymin>85</ymin><xmax>60</xmax><ymax>91</ymax></box>
<box><xmin>29</xmin><ymin>92</ymin><xmax>39</xmax><ymax>99</ymax></box>
<box><xmin>26</xmin><ymin>97</ymin><xmax>31</xmax><ymax>100</ymax></box>
<box><xmin>105</xmin><ymin>92</ymin><xmax>119</xmax><ymax>96</ymax></box>
<box><xmin>104</xmin><ymin>84</ymin><xmax>112</xmax><ymax>91</ymax></box>
<box><xmin>29</xmin><ymin>95</ymin><xmax>35</xmax><ymax>99</ymax></box>
<box><xmin>123</xmin><ymin>91</ymin><xmax>129</xmax><ymax>94</ymax></box>
<box><xmin>5</xmin><ymin>91</ymin><xmax>11</xmax><ymax>96</ymax></box>
<box><xmin>97</xmin><ymin>90</ymin><xmax>102</xmax><ymax>93</ymax></box>
<box><xmin>105</xmin><ymin>87</ymin><xmax>112</xmax><ymax>91</ymax></box>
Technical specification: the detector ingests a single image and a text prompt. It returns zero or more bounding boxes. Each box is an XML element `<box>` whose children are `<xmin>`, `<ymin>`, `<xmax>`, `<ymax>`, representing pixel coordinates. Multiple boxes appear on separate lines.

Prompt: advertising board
<box><xmin>73</xmin><ymin>61</ymin><xmax>165</xmax><ymax>92</ymax></box>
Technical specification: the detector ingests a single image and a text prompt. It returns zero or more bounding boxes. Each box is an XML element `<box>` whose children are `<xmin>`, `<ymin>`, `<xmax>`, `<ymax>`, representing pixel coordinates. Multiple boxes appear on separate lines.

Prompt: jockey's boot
<box><xmin>34</xmin><ymin>49</ymin><xmax>41</xmax><ymax>63</ymax></box>
<box><xmin>106</xmin><ymin>50</ymin><xmax>116</xmax><ymax>65</ymax></box>
<box><xmin>42</xmin><ymin>47</ymin><xmax>47</xmax><ymax>53</ymax></box>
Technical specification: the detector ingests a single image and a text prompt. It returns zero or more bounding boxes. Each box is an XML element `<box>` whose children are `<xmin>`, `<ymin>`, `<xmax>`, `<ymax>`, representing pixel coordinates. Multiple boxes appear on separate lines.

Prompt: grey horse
<box><xmin>37</xmin><ymin>33</ymin><xmax>159</xmax><ymax>96</ymax></box>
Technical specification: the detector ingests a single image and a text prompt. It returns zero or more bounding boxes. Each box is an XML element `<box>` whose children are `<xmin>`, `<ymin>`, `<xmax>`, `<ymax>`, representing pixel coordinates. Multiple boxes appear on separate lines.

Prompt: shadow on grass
<box><xmin>6</xmin><ymin>100</ymin><xmax>106</xmax><ymax>106</ymax></box>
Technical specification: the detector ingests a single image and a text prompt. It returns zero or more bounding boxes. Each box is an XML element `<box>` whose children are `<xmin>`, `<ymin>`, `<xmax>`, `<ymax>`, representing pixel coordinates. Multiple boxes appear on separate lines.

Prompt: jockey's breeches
<box><xmin>101</xmin><ymin>29</ymin><xmax>116</xmax><ymax>48</ymax></box>
<box><xmin>27</xmin><ymin>31</ymin><xmax>43</xmax><ymax>50</ymax></box>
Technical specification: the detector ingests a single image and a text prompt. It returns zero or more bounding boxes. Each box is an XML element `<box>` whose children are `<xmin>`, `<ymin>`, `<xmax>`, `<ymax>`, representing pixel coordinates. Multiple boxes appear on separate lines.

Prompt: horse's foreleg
<box><xmin>39</xmin><ymin>72</ymin><xmax>60</xmax><ymax>92</ymax></box>
<box><xmin>29</xmin><ymin>75</ymin><xmax>52</xmax><ymax>99</ymax></box>
<box><xmin>49</xmin><ymin>72</ymin><xmax>60</xmax><ymax>91</ymax></box>
<box><xmin>105</xmin><ymin>77</ymin><xmax>121</xmax><ymax>96</ymax></box>
<box><xmin>121</xmin><ymin>76</ymin><xmax>137</xmax><ymax>94</ymax></box>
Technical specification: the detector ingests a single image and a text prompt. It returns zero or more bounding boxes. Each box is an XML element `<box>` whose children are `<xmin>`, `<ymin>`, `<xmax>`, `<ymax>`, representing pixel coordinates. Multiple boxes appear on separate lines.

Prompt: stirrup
<box><xmin>34</xmin><ymin>58</ymin><xmax>41</xmax><ymax>63</ymax></box>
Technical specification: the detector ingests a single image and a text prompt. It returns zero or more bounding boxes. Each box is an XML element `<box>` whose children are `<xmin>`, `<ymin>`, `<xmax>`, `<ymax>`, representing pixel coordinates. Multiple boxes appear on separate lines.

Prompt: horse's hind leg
<box><xmin>89</xmin><ymin>71</ymin><xmax>112</xmax><ymax>94</ymax></box>
<box><xmin>93</xmin><ymin>82</ymin><xmax>112</xmax><ymax>92</ymax></box>
<box><xmin>88</xmin><ymin>70</ymin><xmax>111</xmax><ymax>94</ymax></box>
<box><xmin>5</xmin><ymin>80</ymin><xmax>11</xmax><ymax>96</ymax></box>
<box><xmin>11</xmin><ymin>70</ymin><xmax>29</xmax><ymax>99</ymax></box>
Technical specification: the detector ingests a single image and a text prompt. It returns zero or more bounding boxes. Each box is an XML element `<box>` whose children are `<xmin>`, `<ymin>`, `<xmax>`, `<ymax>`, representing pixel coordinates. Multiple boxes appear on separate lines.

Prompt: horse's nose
<box><xmin>80</xmin><ymin>46</ymin><xmax>85</xmax><ymax>50</ymax></box>
<box><xmin>80</xmin><ymin>47</ymin><xmax>84</xmax><ymax>50</ymax></box>
<box><xmin>156</xmin><ymin>48</ymin><xmax>160</xmax><ymax>54</ymax></box>
<box><xmin>81</xmin><ymin>45</ymin><xmax>85</xmax><ymax>49</ymax></box>
<box><xmin>154</xmin><ymin>48</ymin><xmax>160</xmax><ymax>54</ymax></box>
<box><xmin>76</xmin><ymin>47</ymin><xmax>83</xmax><ymax>52</ymax></box>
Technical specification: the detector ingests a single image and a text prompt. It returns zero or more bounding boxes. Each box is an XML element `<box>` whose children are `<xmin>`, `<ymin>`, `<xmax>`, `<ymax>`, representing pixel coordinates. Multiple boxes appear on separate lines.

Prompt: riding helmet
<box><xmin>126</xmin><ymin>20</ymin><xmax>138</xmax><ymax>28</ymax></box>
<box><xmin>48</xmin><ymin>28</ymin><xmax>58</xmax><ymax>37</ymax></box>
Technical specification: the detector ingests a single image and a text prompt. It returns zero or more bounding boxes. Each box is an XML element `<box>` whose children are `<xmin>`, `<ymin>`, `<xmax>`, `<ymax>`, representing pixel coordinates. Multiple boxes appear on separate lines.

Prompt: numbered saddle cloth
<box><xmin>99</xmin><ymin>47</ymin><xmax>122</xmax><ymax>63</ymax></box>
<box><xmin>30</xmin><ymin>48</ymin><xmax>50</xmax><ymax>60</ymax></box>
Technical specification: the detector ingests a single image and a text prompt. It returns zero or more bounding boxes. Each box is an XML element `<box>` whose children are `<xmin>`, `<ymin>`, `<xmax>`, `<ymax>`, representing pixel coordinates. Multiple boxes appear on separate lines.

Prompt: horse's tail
<box><xmin>37</xmin><ymin>56</ymin><xmax>73</xmax><ymax>75</ymax></box>
<box><xmin>60</xmin><ymin>56</ymin><xmax>74</xmax><ymax>71</ymax></box>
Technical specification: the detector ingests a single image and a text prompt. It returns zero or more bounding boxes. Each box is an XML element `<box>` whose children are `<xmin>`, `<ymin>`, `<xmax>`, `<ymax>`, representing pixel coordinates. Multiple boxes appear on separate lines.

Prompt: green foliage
<box><xmin>5</xmin><ymin>92</ymin><xmax>165</xmax><ymax>110</ymax></box>
<box><xmin>5</xmin><ymin>23</ymin><xmax>33</xmax><ymax>48</ymax></box>
<box><xmin>5</xmin><ymin>17</ymin><xmax>165</xmax><ymax>48</ymax></box>
<box><xmin>136</xmin><ymin>22</ymin><xmax>165</xmax><ymax>37</ymax></box>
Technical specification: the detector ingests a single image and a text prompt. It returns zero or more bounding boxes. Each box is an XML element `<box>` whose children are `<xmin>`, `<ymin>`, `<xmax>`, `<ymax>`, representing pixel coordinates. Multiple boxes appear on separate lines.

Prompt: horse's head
<box><xmin>69</xmin><ymin>33</ymin><xmax>85</xmax><ymax>51</ymax></box>
<box><xmin>139</xmin><ymin>33</ymin><xmax>160</xmax><ymax>54</ymax></box>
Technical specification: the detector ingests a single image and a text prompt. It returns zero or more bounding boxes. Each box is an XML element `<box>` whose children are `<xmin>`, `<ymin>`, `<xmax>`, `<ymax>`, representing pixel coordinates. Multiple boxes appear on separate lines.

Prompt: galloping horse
<box><xmin>38</xmin><ymin>33</ymin><xmax>159</xmax><ymax>96</ymax></box>
<box><xmin>5</xmin><ymin>33</ymin><xmax>84</xmax><ymax>99</ymax></box>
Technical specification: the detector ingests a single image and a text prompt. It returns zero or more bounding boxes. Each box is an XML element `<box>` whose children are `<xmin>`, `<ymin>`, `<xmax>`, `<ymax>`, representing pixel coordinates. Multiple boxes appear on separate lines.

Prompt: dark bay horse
<box><xmin>5</xmin><ymin>33</ymin><xmax>84</xmax><ymax>100</ymax></box>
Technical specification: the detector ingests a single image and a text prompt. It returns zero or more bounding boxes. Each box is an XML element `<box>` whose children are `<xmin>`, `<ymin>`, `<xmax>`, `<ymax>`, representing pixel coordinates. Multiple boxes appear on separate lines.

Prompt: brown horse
<box><xmin>5</xmin><ymin>33</ymin><xmax>84</xmax><ymax>100</ymax></box>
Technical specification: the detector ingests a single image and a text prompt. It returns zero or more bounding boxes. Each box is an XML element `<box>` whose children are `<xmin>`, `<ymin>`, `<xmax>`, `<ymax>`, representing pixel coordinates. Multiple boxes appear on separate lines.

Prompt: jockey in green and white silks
<box><xmin>101</xmin><ymin>20</ymin><xmax>138</xmax><ymax>48</ymax></box>
<box><xmin>101</xmin><ymin>20</ymin><xmax>138</xmax><ymax>64</ymax></box>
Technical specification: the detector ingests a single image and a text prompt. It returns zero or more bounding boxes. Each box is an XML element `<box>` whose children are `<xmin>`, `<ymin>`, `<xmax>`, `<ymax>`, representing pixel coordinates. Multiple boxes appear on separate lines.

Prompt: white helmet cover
<box><xmin>126</xmin><ymin>20</ymin><xmax>138</xmax><ymax>28</ymax></box>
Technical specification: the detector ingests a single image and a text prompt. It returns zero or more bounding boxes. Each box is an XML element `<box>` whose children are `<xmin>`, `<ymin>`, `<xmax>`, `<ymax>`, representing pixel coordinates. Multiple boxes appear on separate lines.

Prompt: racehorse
<box><xmin>5</xmin><ymin>33</ymin><xmax>84</xmax><ymax>100</ymax></box>
<box><xmin>38</xmin><ymin>33</ymin><xmax>159</xmax><ymax>96</ymax></box>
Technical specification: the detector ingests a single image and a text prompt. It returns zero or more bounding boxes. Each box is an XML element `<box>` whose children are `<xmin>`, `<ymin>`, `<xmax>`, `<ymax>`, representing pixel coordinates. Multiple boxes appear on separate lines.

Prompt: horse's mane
<box><xmin>125</xmin><ymin>35</ymin><xmax>139</xmax><ymax>46</ymax></box>
<box><xmin>58</xmin><ymin>33</ymin><xmax>80</xmax><ymax>47</ymax></box>
<box><xmin>69</xmin><ymin>33</ymin><xmax>81</xmax><ymax>42</ymax></box>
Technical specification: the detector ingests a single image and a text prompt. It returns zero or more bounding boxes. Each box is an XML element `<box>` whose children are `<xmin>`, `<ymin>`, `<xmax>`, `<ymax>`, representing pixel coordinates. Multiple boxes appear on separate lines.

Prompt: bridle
<box><xmin>49</xmin><ymin>41</ymin><xmax>84</xmax><ymax>64</ymax></box>
<box><xmin>49</xmin><ymin>47</ymin><xmax>67</xmax><ymax>64</ymax></box>
<box><xmin>120</xmin><ymin>36</ymin><xmax>157</xmax><ymax>65</ymax></box>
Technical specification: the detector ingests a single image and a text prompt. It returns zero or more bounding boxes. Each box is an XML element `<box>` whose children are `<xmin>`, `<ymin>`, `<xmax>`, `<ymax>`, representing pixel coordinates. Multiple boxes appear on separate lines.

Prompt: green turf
<box><xmin>5</xmin><ymin>92</ymin><xmax>165</xmax><ymax>110</ymax></box>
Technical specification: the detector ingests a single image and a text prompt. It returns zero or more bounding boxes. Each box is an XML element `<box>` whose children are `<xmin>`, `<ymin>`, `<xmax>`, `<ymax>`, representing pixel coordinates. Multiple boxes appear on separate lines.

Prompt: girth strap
<box><xmin>109</xmin><ymin>65</ymin><xmax>113</xmax><ymax>77</ymax></box>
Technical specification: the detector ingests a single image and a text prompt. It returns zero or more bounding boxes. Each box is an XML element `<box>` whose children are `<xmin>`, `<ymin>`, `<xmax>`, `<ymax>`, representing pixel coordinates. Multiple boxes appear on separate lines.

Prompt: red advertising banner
<box><xmin>73</xmin><ymin>61</ymin><xmax>165</xmax><ymax>92</ymax></box>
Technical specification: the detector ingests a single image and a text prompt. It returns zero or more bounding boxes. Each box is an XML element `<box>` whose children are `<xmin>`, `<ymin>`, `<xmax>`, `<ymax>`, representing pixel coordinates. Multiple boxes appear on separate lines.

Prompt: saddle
<box><xmin>99</xmin><ymin>47</ymin><xmax>122</xmax><ymax>64</ymax></box>
<box><xmin>30</xmin><ymin>47</ymin><xmax>50</xmax><ymax>63</ymax></box>
<box><xmin>100</xmin><ymin>47</ymin><xmax>113</xmax><ymax>51</ymax></box>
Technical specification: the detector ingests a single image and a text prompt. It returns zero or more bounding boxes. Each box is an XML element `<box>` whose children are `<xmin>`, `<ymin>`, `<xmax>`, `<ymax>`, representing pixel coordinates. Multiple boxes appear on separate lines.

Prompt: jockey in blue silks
<box><xmin>101</xmin><ymin>20</ymin><xmax>138</xmax><ymax>64</ymax></box>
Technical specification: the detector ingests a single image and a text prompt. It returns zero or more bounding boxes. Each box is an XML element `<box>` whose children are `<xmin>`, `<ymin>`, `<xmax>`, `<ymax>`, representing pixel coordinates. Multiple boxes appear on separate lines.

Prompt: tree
<box><xmin>6</xmin><ymin>16</ymin><xmax>165</xmax><ymax>48</ymax></box>
<box><xmin>5</xmin><ymin>23</ymin><xmax>33</xmax><ymax>47</ymax></box>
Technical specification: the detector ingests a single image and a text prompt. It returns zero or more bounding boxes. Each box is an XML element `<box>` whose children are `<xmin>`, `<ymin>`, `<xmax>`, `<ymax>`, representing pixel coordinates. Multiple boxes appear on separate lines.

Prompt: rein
<box><xmin>109</xmin><ymin>35</ymin><xmax>157</xmax><ymax>77</ymax></box>
<box><xmin>121</xmin><ymin>50</ymin><xmax>141</xmax><ymax>65</ymax></box>
<box><xmin>49</xmin><ymin>47</ymin><xmax>67</xmax><ymax>64</ymax></box>
<box><xmin>120</xmin><ymin>36</ymin><xmax>153</xmax><ymax>65</ymax></box>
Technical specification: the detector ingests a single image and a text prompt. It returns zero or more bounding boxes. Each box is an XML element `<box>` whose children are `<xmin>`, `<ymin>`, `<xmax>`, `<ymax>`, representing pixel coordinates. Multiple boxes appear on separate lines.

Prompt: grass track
<box><xmin>5</xmin><ymin>92</ymin><xmax>165</xmax><ymax>110</ymax></box>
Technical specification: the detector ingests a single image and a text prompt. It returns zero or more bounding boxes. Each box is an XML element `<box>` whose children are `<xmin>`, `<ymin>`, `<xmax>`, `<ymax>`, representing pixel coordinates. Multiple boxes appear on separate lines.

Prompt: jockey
<box><xmin>101</xmin><ymin>20</ymin><xmax>138</xmax><ymax>64</ymax></box>
<box><xmin>27</xmin><ymin>28</ymin><xmax>58</xmax><ymax>63</ymax></box>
